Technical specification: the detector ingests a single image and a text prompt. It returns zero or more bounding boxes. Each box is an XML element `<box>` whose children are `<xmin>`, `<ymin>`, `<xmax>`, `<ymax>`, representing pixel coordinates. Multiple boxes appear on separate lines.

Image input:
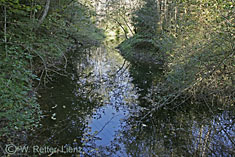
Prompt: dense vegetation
<box><xmin>117</xmin><ymin>0</ymin><xmax>234</xmax><ymax>110</ymax></box>
<box><xmin>0</xmin><ymin>0</ymin><xmax>234</xmax><ymax>155</ymax></box>
<box><xmin>114</xmin><ymin>1</ymin><xmax>234</xmax><ymax>154</ymax></box>
<box><xmin>0</xmin><ymin>0</ymin><xmax>104</xmax><ymax>144</ymax></box>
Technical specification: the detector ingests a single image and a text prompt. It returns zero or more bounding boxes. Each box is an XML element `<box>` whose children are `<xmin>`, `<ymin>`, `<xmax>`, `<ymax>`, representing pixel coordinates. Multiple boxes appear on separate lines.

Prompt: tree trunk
<box><xmin>4</xmin><ymin>5</ymin><xmax>7</xmax><ymax>57</ymax></box>
<box><xmin>163</xmin><ymin>0</ymin><xmax>168</xmax><ymax>29</ymax></box>
<box><xmin>38</xmin><ymin>0</ymin><xmax>51</xmax><ymax>27</ymax></box>
<box><xmin>174</xmin><ymin>5</ymin><xmax>178</xmax><ymax>33</ymax></box>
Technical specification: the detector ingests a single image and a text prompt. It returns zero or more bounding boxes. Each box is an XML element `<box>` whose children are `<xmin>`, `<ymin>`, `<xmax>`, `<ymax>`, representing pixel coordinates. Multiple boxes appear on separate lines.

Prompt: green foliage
<box><xmin>165</xmin><ymin>0</ymin><xmax>234</xmax><ymax>94</ymax></box>
<box><xmin>132</xmin><ymin>0</ymin><xmax>159</xmax><ymax>35</ymax></box>
<box><xmin>119</xmin><ymin>0</ymin><xmax>234</xmax><ymax>108</ymax></box>
<box><xmin>119</xmin><ymin>34</ymin><xmax>156</xmax><ymax>52</ymax></box>
<box><xmin>0</xmin><ymin>45</ymin><xmax>41</xmax><ymax>135</ymax></box>
<box><xmin>0</xmin><ymin>0</ymin><xmax>104</xmax><ymax>141</ymax></box>
<box><xmin>118</xmin><ymin>34</ymin><xmax>165</xmax><ymax>65</ymax></box>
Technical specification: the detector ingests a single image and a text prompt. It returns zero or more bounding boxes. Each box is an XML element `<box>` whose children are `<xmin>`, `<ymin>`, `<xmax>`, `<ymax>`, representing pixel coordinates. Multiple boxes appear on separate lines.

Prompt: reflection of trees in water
<box><xmin>29</xmin><ymin>46</ymin><xmax>139</xmax><ymax>156</ymax></box>
<box><xmin>118</xmin><ymin>59</ymin><xmax>235</xmax><ymax>156</ymax></box>
<box><xmin>129</xmin><ymin>62</ymin><xmax>163</xmax><ymax>107</ymax></box>
<box><xmin>103</xmin><ymin>104</ymin><xmax>235</xmax><ymax>156</ymax></box>
<box><xmin>28</xmin><ymin>46</ymin><xmax>234</xmax><ymax>156</ymax></box>
<box><xmin>29</xmin><ymin>61</ymin><xmax>104</xmax><ymax>155</ymax></box>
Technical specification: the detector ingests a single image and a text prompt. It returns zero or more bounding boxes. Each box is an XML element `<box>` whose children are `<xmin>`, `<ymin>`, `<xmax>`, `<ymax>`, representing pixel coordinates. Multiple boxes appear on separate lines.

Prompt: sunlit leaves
<box><xmin>1</xmin><ymin>0</ymin><xmax>41</xmax><ymax>13</ymax></box>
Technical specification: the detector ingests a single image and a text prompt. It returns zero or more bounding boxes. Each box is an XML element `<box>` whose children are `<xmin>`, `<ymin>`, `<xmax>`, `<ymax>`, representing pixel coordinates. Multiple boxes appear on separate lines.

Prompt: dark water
<box><xmin>31</xmin><ymin>46</ymin><xmax>234</xmax><ymax>156</ymax></box>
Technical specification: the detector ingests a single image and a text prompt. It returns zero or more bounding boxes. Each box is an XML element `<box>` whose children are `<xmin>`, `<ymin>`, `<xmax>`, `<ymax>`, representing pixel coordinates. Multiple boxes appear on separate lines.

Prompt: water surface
<box><xmin>32</xmin><ymin>45</ymin><xmax>235</xmax><ymax>156</ymax></box>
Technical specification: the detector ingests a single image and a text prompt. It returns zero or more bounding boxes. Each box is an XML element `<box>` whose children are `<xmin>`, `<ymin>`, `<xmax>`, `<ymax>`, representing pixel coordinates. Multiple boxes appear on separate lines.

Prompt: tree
<box><xmin>132</xmin><ymin>0</ymin><xmax>159</xmax><ymax>35</ymax></box>
<box><xmin>0</xmin><ymin>0</ymin><xmax>104</xmax><ymax>146</ymax></box>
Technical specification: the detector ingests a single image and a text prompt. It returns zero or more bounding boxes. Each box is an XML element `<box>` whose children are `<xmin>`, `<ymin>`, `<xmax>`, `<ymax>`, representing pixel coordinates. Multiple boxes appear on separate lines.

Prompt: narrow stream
<box><xmin>31</xmin><ymin>45</ymin><xmax>234</xmax><ymax>156</ymax></box>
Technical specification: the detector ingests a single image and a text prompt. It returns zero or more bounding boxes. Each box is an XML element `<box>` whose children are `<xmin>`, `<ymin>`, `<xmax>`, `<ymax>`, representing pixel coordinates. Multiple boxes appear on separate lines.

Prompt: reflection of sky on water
<box><xmin>190</xmin><ymin>111</ymin><xmax>235</xmax><ymax>156</ymax></box>
<box><xmin>88</xmin><ymin>104</ymin><xmax>127</xmax><ymax>146</ymax></box>
<box><xmin>77</xmin><ymin>46</ymin><xmax>139</xmax><ymax>148</ymax></box>
<box><xmin>36</xmin><ymin>45</ymin><xmax>234</xmax><ymax>156</ymax></box>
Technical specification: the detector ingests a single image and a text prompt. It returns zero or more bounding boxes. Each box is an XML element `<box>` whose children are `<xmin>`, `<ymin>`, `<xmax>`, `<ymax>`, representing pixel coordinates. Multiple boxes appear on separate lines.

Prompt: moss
<box><xmin>117</xmin><ymin>34</ymin><xmax>164</xmax><ymax>65</ymax></box>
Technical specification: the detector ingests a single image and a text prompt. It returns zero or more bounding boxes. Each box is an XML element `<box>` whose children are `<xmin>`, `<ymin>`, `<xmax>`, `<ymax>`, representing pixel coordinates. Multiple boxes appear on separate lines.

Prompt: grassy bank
<box><xmin>117</xmin><ymin>34</ymin><xmax>165</xmax><ymax>66</ymax></box>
